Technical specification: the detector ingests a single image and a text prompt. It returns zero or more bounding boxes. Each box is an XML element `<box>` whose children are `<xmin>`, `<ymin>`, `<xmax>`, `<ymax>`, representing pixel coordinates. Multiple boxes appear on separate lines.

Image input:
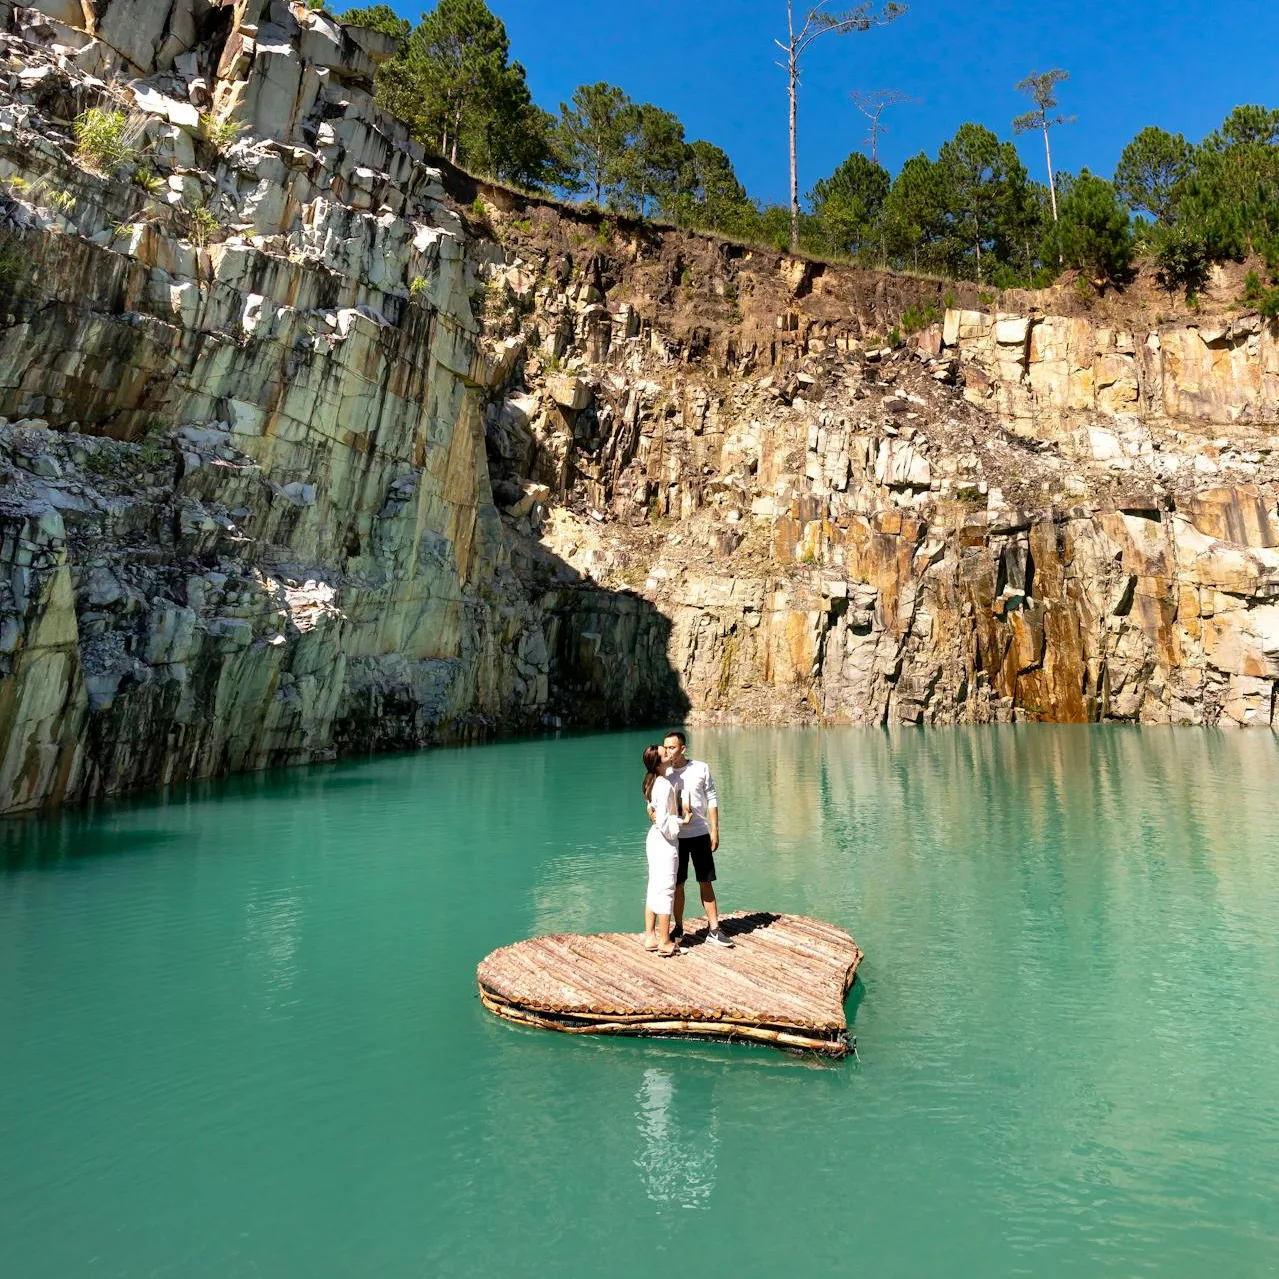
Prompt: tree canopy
<box><xmin>349</xmin><ymin>2</ymin><xmax>1279</xmax><ymax>297</ymax></box>
<box><xmin>1113</xmin><ymin>127</ymin><xmax>1192</xmax><ymax>224</ymax></box>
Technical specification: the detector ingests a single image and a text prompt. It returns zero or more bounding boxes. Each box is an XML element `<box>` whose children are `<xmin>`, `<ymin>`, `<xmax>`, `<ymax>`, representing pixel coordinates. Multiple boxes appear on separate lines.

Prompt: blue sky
<box><xmin>380</xmin><ymin>0</ymin><xmax>1279</xmax><ymax>204</ymax></box>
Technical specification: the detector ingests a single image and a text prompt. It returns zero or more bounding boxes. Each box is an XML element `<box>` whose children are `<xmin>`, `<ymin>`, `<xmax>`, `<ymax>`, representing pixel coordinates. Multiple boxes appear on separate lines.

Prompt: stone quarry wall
<box><xmin>0</xmin><ymin>0</ymin><xmax>682</xmax><ymax>813</ymax></box>
<box><xmin>459</xmin><ymin>186</ymin><xmax>1279</xmax><ymax>737</ymax></box>
<box><xmin>1</xmin><ymin>0</ymin><xmax>1276</xmax><ymax>815</ymax></box>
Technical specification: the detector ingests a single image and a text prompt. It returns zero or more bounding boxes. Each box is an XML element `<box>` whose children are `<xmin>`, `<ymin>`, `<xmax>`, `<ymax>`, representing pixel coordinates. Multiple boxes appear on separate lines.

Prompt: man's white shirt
<box><xmin>665</xmin><ymin>759</ymin><xmax>717</xmax><ymax>838</ymax></box>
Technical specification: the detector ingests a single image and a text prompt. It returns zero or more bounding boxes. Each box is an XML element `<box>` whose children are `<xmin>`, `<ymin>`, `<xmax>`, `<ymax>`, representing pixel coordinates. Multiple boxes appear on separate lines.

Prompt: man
<box><xmin>661</xmin><ymin>730</ymin><xmax>733</xmax><ymax>948</ymax></box>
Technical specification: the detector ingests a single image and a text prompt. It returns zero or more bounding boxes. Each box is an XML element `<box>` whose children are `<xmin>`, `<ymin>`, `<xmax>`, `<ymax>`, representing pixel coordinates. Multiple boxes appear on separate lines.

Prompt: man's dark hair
<box><xmin>663</xmin><ymin>729</ymin><xmax>687</xmax><ymax>745</ymax></box>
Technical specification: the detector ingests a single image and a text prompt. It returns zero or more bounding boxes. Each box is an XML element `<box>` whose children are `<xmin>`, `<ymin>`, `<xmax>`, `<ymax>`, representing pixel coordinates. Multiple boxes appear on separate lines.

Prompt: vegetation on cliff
<box><xmin>337</xmin><ymin>0</ymin><xmax>1279</xmax><ymax>305</ymax></box>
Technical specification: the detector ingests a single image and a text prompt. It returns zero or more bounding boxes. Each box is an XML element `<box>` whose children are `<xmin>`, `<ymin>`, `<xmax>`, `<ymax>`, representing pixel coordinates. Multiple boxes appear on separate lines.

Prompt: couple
<box><xmin>641</xmin><ymin>730</ymin><xmax>734</xmax><ymax>957</ymax></box>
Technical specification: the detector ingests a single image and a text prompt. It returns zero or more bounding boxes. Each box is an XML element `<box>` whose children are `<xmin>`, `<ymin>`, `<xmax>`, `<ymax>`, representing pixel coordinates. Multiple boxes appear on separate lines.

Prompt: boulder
<box><xmin>547</xmin><ymin>373</ymin><xmax>592</xmax><ymax>412</ymax></box>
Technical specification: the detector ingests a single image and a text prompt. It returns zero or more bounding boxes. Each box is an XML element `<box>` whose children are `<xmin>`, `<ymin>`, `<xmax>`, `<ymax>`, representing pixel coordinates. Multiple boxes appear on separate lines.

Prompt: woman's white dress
<box><xmin>645</xmin><ymin>775</ymin><xmax>680</xmax><ymax>915</ymax></box>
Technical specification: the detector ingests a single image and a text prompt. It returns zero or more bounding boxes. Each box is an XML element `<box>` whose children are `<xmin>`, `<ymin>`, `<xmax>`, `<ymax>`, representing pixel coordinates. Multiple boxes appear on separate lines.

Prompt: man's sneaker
<box><xmin>670</xmin><ymin>923</ymin><xmax>684</xmax><ymax>941</ymax></box>
<box><xmin>706</xmin><ymin>927</ymin><xmax>734</xmax><ymax>948</ymax></box>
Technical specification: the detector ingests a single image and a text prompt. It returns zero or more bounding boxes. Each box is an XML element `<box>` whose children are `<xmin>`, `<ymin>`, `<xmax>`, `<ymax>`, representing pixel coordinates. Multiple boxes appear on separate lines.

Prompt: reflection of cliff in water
<box><xmin>634</xmin><ymin>1066</ymin><xmax>718</xmax><ymax>1209</ymax></box>
<box><xmin>690</xmin><ymin>723</ymin><xmax>1279</xmax><ymax>1184</ymax></box>
<box><xmin>701</xmin><ymin>724</ymin><xmax>1279</xmax><ymax>893</ymax></box>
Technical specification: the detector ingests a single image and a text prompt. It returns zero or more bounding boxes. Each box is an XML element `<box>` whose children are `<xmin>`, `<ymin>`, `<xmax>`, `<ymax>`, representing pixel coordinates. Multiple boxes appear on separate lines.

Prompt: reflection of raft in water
<box><xmin>477</xmin><ymin>911</ymin><xmax>863</xmax><ymax>1057</ymax></box>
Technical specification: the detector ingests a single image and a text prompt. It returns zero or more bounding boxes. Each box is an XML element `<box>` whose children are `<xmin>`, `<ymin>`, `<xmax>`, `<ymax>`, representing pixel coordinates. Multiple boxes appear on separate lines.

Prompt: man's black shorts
<box><xmin>676</xmin><ymin>834</ymin><xmax>716</xmax><ymax>884</ymax></box>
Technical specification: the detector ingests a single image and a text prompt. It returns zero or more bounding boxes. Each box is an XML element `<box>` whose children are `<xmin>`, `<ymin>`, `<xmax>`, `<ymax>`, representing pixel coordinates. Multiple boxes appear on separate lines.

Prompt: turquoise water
<box><xmin>3</xmin><ymin>726</ymin><xmax>1279</xmax><ymax>1276</ymax></box>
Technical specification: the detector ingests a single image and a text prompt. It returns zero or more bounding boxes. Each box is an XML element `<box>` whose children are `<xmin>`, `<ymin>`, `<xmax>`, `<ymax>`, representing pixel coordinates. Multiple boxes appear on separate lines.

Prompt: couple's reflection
<box><xmin>634</xmin><ymin>1066</ymin><xmax>718</xmax><ymax>1208</ymax></box>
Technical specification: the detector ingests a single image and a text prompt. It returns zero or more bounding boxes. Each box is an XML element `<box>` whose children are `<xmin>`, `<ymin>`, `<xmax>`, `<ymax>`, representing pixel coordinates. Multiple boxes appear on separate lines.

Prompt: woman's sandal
<box><xmin>642</xmin><ymin>937</ymin><xmax>660</xmax><ymax>952</ymax></box>
<box><xmin>657</xmin><ymin>943</ymin><xmax>679</xmax><ymax>958</ymax></box>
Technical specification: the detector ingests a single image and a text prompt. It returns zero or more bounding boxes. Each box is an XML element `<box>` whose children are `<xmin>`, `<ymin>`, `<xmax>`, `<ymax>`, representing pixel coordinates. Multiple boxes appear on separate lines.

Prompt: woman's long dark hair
<box><xmin>642</xmin><ymin>745</ymin><xmax>663</xmax><ymax>802</ymax></box>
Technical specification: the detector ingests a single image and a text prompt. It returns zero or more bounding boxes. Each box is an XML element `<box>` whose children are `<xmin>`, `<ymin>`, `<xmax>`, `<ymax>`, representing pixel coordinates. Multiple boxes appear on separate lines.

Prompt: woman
<box><xmin>642</xmin><ymin>744</ymin><xmax>685</xmax><ymax>957</ymax></box>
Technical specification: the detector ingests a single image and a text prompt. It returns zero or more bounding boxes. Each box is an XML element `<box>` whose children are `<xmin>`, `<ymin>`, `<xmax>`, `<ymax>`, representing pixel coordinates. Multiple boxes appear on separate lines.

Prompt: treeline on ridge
<box><xmin>338</xmin><ymin>0</ymin><xmax>1279</xmax><ymax>310</ymax></box>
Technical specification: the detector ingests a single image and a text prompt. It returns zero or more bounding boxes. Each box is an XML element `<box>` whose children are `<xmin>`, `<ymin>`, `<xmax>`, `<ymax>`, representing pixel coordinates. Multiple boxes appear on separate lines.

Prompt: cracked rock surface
<box><xmin>1</xmin><ymin>0</ymin><xmax>1277</xmax><ymax>815</ymax></box>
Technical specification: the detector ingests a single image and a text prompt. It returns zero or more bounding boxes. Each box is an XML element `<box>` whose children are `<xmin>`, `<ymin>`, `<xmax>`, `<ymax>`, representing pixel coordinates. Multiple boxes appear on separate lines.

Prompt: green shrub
<box><xmin>1245</xmin><ymin>269</ymin><xmax>1279</xmax><ymax>321</ymax></box>
<box><xmin>0</xmin><ymin>231</ymin><xmax>30</xmax><ymax>290</ymax></box>
<box><xmin>133</xmin><ymin>167</ymin><xmax>163</xmax><ymax>195</ymax></box>
<box><xmin>1047</xmin><ymin>170</ymin><xmax>1132</xmax><ymax>285</ymax></box>
<box><xmin>200</xmin><ymin>112</ymin><xmax>245</xmax><ymax>154</ymax></box>
<box><xmin>74</xmin><ymin>108</ymin><xmax>144</xmax><ymax>174</ymax></box>
<box><xmin>186</xmin><ymin>204</ymin><xmax>220</xmax><ymax>247</ymax></box>
<box><xmin>46</xmin><ymin>188</ymin><xmax>76</xmax><ymax>215</ymax></box>
<box><xmin>899</xmin><ymin>302</ymin><xmax>939</xmax><ymax>334</ymax></box>
<box><xmin>1153</xmin><ymin>224</ymin><xmax>1211</xmax><ymax>297</ymax></box>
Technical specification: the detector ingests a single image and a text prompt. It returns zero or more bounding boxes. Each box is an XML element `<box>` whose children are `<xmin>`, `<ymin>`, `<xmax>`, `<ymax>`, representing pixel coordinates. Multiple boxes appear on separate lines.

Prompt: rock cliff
<box><xmin>1</xmin><ymin>0</ymin><xmax>1276</xmax><ymax>814</ymax></box>
<box><xmin>472</xmin><ymin>197</ymin><xmax>1279</xmax><ymax>734</ymax></box>
<box><xmin>0</xmin><ymin>0</ymin><xmax>682</xmax><ymax>813</ymax></box>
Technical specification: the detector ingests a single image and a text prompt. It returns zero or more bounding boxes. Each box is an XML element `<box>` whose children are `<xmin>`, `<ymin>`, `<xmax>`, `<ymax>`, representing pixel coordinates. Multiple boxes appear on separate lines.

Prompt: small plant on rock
<box><xmin>0</xmin><ymin>231</ymin><xmax>30</xmax><ymax>290</ymax></box>
<box><xmin>200</xmin><ymin>112</ymin><xmax>245</xmax><ymax>155</ymax></box>
<box><xmin>133</xmin><ymin>167</ymin><xmax>163</xmax><ymax>195</ymax></box>
<box><xmin>74</xmin><ymin>108</ymin><xmax>145</xmax><ymax>175</ymax></box>
<box><xmin>900</xmin><ymin>302</ymin><xmax>939</xmax><ymax>334</ymax></box>
<box><xmin>137</xmin><ymin>435</ymin><xmax>172</xmax><ymax>468</ymax></box>
<box><xmin>46</xmin><ymin>188</ymin><xmax>77</xmax><ymax>215</ymax></box>
<box><xmin>186</xmin><ymin>204</ymin><xmax>220</xmax><ymax>247</ymax></box>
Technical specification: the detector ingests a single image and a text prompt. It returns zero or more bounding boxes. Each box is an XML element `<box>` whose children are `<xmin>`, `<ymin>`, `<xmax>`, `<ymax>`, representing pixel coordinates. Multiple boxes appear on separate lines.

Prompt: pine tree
<box><xmin>1113</xmin><ymin>127</ymin><xmax>1194</xmax><ymax>224</ymax></box>
<box><xmin>1178</xmin><ymin>106</ymin><xmax>1279</xmax><ymax>262</ymax></box>
<box><xmin>664</xmin><ymin>141</ymin><xmax>754</xmax><ymax>234</ymax></box>
<box><xmin>938</xmin><ymin>123</ymin><xmax>1029</xmax><ymax>281</ymax></box>
<box><xmin>373</xmin><ymin>0</ymin><xmax>556</xmax><ymax>186</ymax></box>
<box><xmin>1048</xmin><ymin>170</ymin><xmax>1132</xmax><ymax>285</ymax></box>
<box><xmin>776</xmin><ymin>0</ymin><xmax>905</xmax><ymax>250</ymax></box>
<box><xmin>557</xmin><ymin>83</ymin><xmax>635</xmax><ymax>206</ymax></box>
<box><xmin>619</xmin><ymin>105</ymin><xmax>686</xmax><ymax>217</ymax></box>
<box><xmin>337</xmin><ymin>4</ymin><xmax>410</xmax><ymax>42</ymax></box>
<box><xmin>1012</xmin><ymin>69</ymin><xmax>1072</xmax><ymax>221</ymax></box>
<box><xmin>808</xmin><ymin>151</ymin><xmax>889</xmax><ymax>258</ymax></box>
<box><xmin>880</xmin><ymin>152</ymin><xmax>948</xmax><ymax>273</ymax></box>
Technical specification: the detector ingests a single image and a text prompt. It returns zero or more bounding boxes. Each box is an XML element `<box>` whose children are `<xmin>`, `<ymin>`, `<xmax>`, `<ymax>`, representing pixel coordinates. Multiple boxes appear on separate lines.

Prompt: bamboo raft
<box><xmin>477</xmin><ymin>911</ymin><xmax>863</xmax><ymax>1056</ymax></box>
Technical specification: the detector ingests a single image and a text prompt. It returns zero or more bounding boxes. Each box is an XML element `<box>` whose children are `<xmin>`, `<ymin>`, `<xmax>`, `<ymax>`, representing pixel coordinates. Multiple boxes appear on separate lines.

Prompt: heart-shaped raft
<box><xmin>477</xmin><ymin>911</ymin><xmax>863</xmax><ymax>1056</ymax></box>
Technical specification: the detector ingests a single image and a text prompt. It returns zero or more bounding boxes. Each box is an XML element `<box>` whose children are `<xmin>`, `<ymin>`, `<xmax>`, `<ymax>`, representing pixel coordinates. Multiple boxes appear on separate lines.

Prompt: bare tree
<box><xmin>776</xmin><ymin>0</ymin><xmax>906</xmax><ymax>251</ymax></box>
<box><xmin>851</xmin><ymin>87</ymin><xmax>916</xmax><ymax>165</ymax></box>
<box><xmin>1012</xmin><ymin>68</ymin><xmax>1073</xmax><ymax>221</ymax></box>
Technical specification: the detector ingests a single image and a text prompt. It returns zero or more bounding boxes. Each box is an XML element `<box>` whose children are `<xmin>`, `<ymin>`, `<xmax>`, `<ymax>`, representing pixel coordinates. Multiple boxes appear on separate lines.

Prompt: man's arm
<box><xmin>705</xmin><ymin>767</ymin><xmax>719</xmax><ymax>851</ymax></box>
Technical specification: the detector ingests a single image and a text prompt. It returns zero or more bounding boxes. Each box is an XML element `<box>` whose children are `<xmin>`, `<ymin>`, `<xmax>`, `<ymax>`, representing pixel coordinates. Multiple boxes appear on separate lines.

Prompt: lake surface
<box><xmin>3</xmin><ymin>726</ymin><xmax>1279</xmax><ymax>1276</ymax></box>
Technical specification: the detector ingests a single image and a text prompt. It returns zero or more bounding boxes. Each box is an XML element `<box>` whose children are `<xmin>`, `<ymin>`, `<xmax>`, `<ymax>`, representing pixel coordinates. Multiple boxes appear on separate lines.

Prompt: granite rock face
<box><xmin>1</xmin><ymin>0</ymin><xmax>1277</xmax><ymax>815</ymax></box>
<box><xmin>0</xmin><ymin>0</ymin><xmax>681</xmax><ymax>813</ymax></box>
<box><xmin>464</xmin><ymin>195</ymin><xmax>1279</xmax><ymax>735</ymax></box>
